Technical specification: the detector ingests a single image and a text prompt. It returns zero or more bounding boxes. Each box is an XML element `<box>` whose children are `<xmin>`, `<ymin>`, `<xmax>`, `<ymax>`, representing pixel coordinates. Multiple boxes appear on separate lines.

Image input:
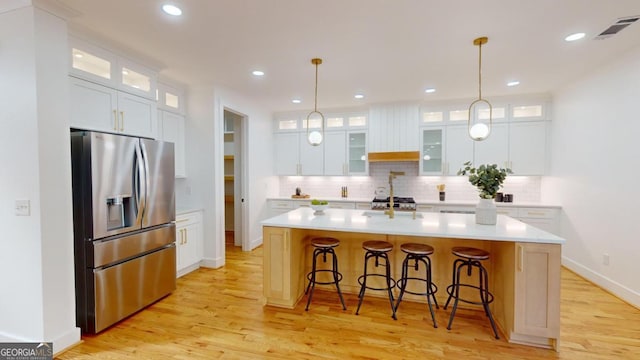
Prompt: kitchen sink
<box><xmin>361</xmin><ymin>211</ymin><xmax>423</xmax><ymax>219</ymax></box>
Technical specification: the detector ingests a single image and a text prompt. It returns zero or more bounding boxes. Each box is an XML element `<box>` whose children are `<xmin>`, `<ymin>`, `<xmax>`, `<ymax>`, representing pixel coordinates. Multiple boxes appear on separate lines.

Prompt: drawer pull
<box><xmin>527</xmin><ymin>211</ymin><xmax>546</xmax><ymax>216</ymax></box>
<box><xmin>176</xmin><ymin>218</ymin><xmax>189</xmax><ymax>223</ymax></box>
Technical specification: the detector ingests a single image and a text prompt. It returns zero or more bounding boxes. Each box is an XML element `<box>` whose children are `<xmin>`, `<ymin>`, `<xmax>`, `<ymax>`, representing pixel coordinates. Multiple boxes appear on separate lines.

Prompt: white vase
<box><xmin>475</xmin><ymin>198</ymin><xmax>497</xmax><ymax>225</ymax></box>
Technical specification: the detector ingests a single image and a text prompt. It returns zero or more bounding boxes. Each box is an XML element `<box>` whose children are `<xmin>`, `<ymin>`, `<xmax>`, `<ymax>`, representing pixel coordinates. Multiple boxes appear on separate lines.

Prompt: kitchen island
<box><xmin>261</xmin><ymin>208</ymin><xmax>565</xmax><ymax>350</ymax></box>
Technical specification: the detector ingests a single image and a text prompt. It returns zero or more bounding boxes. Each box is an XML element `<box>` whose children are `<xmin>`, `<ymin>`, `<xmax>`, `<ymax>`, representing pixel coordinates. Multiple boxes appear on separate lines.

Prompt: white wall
<box><xmin>178</xmin><ymin>85</ymin><xmax>275</xmax><ymax>267</ymax></box>
<box><xmin>213</xmin><ymin>86</ymin><xmax>276</xmax><ymax>252</ymax></box>
<box><xmin>0</xmin><ymin>4</ymin><xmax>79</xmax><ymax>352</ymax></box>
<box><xmin>543</xmin><ymin>45</ymin><xmax>640</xmax><ymax>307</ymax></box>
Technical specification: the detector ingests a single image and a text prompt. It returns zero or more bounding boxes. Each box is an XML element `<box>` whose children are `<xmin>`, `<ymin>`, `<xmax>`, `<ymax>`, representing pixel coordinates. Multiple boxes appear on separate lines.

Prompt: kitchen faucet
<box><xmin>385</xmin><ymin>171</ymin><xmax>405</xmax><ymax>219</ymax></box>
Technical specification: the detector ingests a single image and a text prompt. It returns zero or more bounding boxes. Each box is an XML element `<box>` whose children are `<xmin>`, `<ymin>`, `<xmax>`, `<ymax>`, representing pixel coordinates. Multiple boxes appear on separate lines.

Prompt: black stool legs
<box><xmin>305</xmin><ymin>242</ymin><xmax>346</xmax><ymax>311</ymax></box>
<box><xmin>395</xmin><ymin>253</ymin><xmax>439</xmax><ymax>327</ymax></box>
<box><xmin>444</xmin><ymin>257</ymin><xmax>499</xmax><ymax>339</ymax></box>
<box><xmin>356</xmin><ymin>250</ymin><xmax>396</xmax><ymax>318</ymax></box>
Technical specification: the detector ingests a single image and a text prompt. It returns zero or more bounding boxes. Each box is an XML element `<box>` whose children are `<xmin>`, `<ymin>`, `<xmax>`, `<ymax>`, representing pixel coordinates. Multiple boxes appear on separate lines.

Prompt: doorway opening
<box><xmin>223</xmin><ymin>109</ymin><xmax>244</xmax><ymax>248</ymax></box>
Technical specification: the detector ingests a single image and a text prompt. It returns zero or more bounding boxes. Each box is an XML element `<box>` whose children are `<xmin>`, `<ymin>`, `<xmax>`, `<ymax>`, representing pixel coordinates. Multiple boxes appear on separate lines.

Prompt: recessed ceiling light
<box><xmin>252</xmin><ymin>70</ymin><xmax>265</xmax><ymax>76</ymax></box>
<box><xmin>292</xmin><ymin>99</ymin><xmax>301</xmax><ymax>104</ymax></box>
<box><xmin>74</xmin><ymin>53</ymin><xmax>83</xmax><ymax>59</ymax></box>
<box><xmin>425</xmin><ymin>88</ymin><xmax>436</xmax><ymax>93</ymax></box>
<box><xmin>354</xmin><ymin>94</ymin><xmax>364</xmax><ymax>99</ymax></box>
<box><xmin>565</xmin><ymin>32</ymin><xmax>585</xmax><ymax>42</ymax></box>
<box><xmin>162</xmin><ymin>4</ymin><xmax>182</xmax><ymax>16</ymax></box>
<box><xmin>507</xmin><ymin>80</ymin><xmax>520</xmax><ymax>87</ymax></box>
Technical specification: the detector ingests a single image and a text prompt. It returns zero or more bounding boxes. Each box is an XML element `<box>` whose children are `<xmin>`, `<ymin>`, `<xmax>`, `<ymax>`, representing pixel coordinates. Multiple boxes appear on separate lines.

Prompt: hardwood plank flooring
<box><xmin>57</xmin><ymin>245</ymin><xmax>640</xmax><ymax>359</ymax></box>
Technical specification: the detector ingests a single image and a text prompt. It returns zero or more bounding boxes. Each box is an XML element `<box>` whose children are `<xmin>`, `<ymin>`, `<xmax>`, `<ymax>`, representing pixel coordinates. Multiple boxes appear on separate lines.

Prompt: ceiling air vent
<box><xmin>594</xmin><ymin>15</ymin><xmax>639</xmax><ymax>40</ymax></box>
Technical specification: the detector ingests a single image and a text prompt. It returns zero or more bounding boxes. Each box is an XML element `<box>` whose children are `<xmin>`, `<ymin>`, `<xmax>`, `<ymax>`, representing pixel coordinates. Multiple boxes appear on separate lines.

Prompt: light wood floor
<box><xmin>58</xmin><ymin>245</ymin><xmax>640</xmax><ymax>359</ymax></box>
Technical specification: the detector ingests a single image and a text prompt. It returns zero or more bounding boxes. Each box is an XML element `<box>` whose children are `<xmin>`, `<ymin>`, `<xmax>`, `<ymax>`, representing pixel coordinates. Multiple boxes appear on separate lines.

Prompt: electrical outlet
<box><xmin>603</xmin><ymin>253</ymin><xmax>610</xmax><ymax>266</ymax></box>
<box><xmin>15</xmin><ymin>199</ymin><xmax>30</xmax><ymax>216</ymax></box>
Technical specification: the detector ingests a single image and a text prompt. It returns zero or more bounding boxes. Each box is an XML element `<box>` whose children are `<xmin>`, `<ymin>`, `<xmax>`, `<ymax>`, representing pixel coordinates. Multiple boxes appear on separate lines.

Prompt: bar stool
<box><xmin>444</xmin><ymin>246</ymin><xmax>499</xmax><ymax>339</ymax></box>
<box><xmin>305</xmin><ymin>237</ymin><xmax>346</xmax><ymax>311</ymax></box>
<box><xmin>394</xmin><ymin>243</ymin><xmax>439</xmax><ymax>327</ymax></box>
<box><xmin>355</xmin><ymin>240</ymin><xmax>396</xmax><ymax>318</ymax></box>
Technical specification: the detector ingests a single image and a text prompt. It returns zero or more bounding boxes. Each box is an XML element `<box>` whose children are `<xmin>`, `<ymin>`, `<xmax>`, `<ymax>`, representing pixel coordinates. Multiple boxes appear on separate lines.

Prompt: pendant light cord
<box><xmin>314</xmin><ymin>62</ymin><xmax>319</xmax><ymax>112</ymax></box>
<box><xmin>478</xmin><ymin>42</ymin><xmax>483</xmax><ymax>100</ymax></box>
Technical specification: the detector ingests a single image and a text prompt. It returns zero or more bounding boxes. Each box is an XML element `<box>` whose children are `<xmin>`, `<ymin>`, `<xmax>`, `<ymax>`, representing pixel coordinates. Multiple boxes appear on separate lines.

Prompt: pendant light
<box><xmin>468</xmin><ymin>37</ymin><xmax>492</xmax><ymax>141</ymax></box>
<box><xmin>306</xmin><ymin>58</ymin><xmax>325</xmax><ymax>146</ymax></box>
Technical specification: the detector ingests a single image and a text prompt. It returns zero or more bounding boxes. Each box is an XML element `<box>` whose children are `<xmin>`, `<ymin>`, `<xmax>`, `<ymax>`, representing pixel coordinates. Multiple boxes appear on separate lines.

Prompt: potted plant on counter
<box><xmin>458</xmin><ymin>161</ymin><xmax>512</xmax><ymax>224</ymax></box>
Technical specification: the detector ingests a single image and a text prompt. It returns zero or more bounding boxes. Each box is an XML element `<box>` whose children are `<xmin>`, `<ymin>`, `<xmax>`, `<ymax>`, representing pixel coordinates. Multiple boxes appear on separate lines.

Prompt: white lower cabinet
<box><xmin>70</xmin><ymin>77</ymin><xmax>157</xmax><ymax>138</ymax></box>
<box><xmin>175</xmin><ymin>211</ymin><xmax>203</xmax><ymax>277</ymax></box>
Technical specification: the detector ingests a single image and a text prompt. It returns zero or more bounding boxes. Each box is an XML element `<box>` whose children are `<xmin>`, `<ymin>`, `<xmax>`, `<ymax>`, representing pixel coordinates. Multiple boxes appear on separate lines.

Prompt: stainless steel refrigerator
<box><xmin>70</xmin><ymin>130</ymin><xmax>176</xmax><ymax>333</ymax></box>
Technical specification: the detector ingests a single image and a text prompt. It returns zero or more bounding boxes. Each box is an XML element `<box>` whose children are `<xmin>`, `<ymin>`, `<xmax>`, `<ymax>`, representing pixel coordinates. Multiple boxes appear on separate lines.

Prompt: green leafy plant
<box><xmin>311</xmin><ymin>199</ymin><xmax>328</xmax><ymax>205</ymax></box>
<box><xmin>457</xmin><ymin>161</ymin><xmax>512</xmax><ymax>199</ymax></box>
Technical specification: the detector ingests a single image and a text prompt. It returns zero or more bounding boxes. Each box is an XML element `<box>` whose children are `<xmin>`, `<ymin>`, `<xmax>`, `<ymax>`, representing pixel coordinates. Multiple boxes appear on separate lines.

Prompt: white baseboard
<box><xmin>0</xmin><ymin>326</ymin><xmax>81</xmax><ymax>355</ymax></box>
<box><xmin>249</xmin><ymin>236</ymin><xmax>263</xmax><ymax>250</ymax></box>
<box><xmin>562</xmin><ymin>256</ymin><xmax>640</xmax><ymax>308</ymax></box>
<box><xmin>201</xmin><ymin>256</ymin><xmax>224</xmax><ymax>269</ymax></box>
<box><xmin>51</xmin><ymin>327</ymin><xmax>82</xmax><ymax>355</ymax></box>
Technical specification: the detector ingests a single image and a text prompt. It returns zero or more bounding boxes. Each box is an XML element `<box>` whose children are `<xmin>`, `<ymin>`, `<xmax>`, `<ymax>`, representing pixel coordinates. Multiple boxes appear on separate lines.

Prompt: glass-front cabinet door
<box><xmin>421</xmin><ymin>128</ymin><xmax>443</xmax><ymax>174</ymax></box>
<box><xmin>348</xmin><ymin>132</ymin><xmax>367</xmax><ymax>175</ymax></box>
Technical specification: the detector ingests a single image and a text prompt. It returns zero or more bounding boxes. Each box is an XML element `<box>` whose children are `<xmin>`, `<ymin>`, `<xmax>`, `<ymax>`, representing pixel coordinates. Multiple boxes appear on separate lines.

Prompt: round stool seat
<box><xmin>400</xmin><ymin>243</ymin><xmax>434</xmax><ymax>256</ymax></box>
<box><xmin>362</xmin><ymin>240</ymin><xmax>393</xmax><ymax>252</ymax></box>
<box><xmin>311</xmin><ymin>237</ymin><xmax>340</xmax><ymax>248</ymax></box>
<box><xmin>451</xmin><ymin>246</ymin><xmax>489</xmax><ymax>260</ymax></box>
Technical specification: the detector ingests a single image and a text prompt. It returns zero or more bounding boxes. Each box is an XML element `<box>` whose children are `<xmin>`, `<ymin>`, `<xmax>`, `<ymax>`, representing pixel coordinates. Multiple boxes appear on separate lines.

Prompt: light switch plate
<box><xmin>15</xmin><ymin>199</ymin><xmax>30</xmax><ymax>216</ymax></box>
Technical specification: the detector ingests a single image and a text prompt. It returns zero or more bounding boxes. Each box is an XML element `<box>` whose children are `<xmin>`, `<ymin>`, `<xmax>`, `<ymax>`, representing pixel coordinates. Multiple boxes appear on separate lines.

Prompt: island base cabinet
<box><xmin>263</xmin><ymin>227</ymin><xmax>305</xmax><ymax>308</ymax></box>
<box><xmin>492</xmin><ymin>241</ymin><xmax>561</xmax><ymax>350</ymax></box>
<box><xmin>512</xmin><ymin>242</ymin><xmax>561</xmax><ymax>349</ymax></box>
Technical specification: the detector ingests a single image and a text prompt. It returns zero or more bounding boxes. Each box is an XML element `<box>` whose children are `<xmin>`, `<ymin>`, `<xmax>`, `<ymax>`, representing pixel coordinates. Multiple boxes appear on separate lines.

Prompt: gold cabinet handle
<box><xmin>517</xmin><ymin>245</ymin><xmax>524</xmax><ymax>272</ymax></box>
<box><xmin>184</xmin><ymin>229</ymin><xmax>188</xmax><ymax>244</ymax></box>
<box><xmin>113</xmin><ymin>110</ymin><xmax>118</xmax><ymax>130</ymax></box>
<box><xmin>119</xmin><ymin>111</ymin><xmax>124</xmax><ymax>131</ymax></box>
<box><xmin>176</xmin><ymin>218</ymin><xmax>189</xmax><ymax>223</ymax></box>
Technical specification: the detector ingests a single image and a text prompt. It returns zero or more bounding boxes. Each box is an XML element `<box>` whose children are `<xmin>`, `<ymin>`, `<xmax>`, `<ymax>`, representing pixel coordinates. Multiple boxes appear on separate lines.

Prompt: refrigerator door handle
<box><xmin>140</xmin><ymin>140</ymin><xmax>151</xmax><ymax>220</ymax></box>
<box><xmin>134</xmin><ymin>142</ymin><xmax>145</xmax><ymax>226</ymax></box>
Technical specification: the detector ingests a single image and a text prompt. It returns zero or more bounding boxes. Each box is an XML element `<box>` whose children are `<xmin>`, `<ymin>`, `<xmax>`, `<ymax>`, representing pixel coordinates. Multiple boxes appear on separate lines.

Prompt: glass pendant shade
<box><xmin>306</xmin><ymin>58</ymin><xmax>324</xmax><ymax>146</ymax></box>
<box><xmin>468</xmin><ymin>98</ymin><xmax>492</xmax><ymax>141</ymax></box>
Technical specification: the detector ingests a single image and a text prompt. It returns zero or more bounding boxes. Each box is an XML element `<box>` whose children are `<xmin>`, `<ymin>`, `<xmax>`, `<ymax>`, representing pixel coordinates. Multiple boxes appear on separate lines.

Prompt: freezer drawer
<box><xmin>92</xmin><ymin>245</ymin><xmax>176</xmax><ymax>333</ymax></box>
<box><xmin>91</xmin><ymin>224</ymin><xmax>175</xmax><ymax>268</ymax></box>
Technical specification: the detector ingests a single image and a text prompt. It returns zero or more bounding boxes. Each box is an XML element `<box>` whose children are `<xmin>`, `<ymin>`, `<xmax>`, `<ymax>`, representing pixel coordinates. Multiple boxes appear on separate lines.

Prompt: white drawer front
<box><xmin>417</xmin><ymin>204</ymin><xmax>438</xmax><ymax>212</ymax></box>
<box><xmin>496</xmin><ymin>207</ymin><xmax>519</xmax><ymax>217</ymax></box>
<box><xmin>518</xmin><ymin>207</ymin><xmax>558</xmax><ymax>219</ymax></box>
<box><xmin>356</xmin><ymin>202</ymin><xmax>371</xmax><ymax>210</ymax></box>
<box><xmin>329</xmin><ymin>202</ymin><xmax>356</xmax><ymax>209</ymax></box>
<box><xmin>176</xmin><ymin>211</ymin><xmax>202</xmax><ymax>226</ymax></box>
<box><xmin>269</xmin><ymin>200</ymin><xmax>293</xmax><ymax>209</ymax></box>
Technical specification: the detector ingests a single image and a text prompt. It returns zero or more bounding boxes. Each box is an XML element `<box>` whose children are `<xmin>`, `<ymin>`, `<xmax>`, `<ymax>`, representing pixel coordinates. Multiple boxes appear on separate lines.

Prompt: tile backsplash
<box><xmin>279</xmin><ymin>162</ymin><xmax>541</xmax><ymax>202</ymax></box>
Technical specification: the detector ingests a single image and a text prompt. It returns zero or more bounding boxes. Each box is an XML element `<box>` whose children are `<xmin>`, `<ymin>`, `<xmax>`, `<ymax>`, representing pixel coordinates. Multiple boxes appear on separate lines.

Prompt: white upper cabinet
<box><xmin>70</xmin><ymin>77</ymin><xmax>157</xmax><ymax>138</ymax></box>
<box><xmin>69</xmin><ymin>77</ymin><xmax>118</xmax><ymax>133</ymax></box>
<box><xmin>157</xmin><ymin>82</ymin><xmax>185</xmax><ymax>115</ymax></box>
<box><xmin>348</xmin><ymin>132</ymin><xmax>367</xmax><ymax>175</ymax></box>
<box><xmin>473</xmin><ymin>123</ymin><xmax>509</xmax><ymax>168</ymax></box>
<box><xmin>116</xmin><ymin>91</ymin><xmax>157</xmax><ymax>137</ymax></box>
<box><xmin>420</xmin><ymin>128</ymin><xmax>444</xmax><ymax>174</ymax></box>
<box><xmin>509</xmin><ymin>121</ymin><xmax>547</xmax><ymax>175</ymax></box>
<box><xmin>70</xmin><ymin>36</ymin><xmax>157</xmax><ymax>100</ymax></box>
<box><xmin>299</xmin><ymin>138</ymin><xmax>324</xmax><ymax>175</ymax></box>
<box><xmin>158</xmin><ymin>110</ymin><xmax>186</xmax><ymax>178</ymax></box>
<box><xmin>369</xmin><ymin>104</ymin><xmax>419</xmax><ymax>152</ymax></box>
<box><xmin>274</xmin><ymin>112</ymin><xmax>368</xmax><ymax>176</ymax></box>
<box><xmin>445</xmin><ymin>125</ymin><xmax>474</xmax><ymax>175</ymax></box>
<box><xmin>324</xmin><ymin>131</ymin><xmax>347</xmax><ymax>175</ymax></box>
<box><xmin>275</xmin><ymin>133</ymin><xmax>300</xmax><ymax>175</ymax></box>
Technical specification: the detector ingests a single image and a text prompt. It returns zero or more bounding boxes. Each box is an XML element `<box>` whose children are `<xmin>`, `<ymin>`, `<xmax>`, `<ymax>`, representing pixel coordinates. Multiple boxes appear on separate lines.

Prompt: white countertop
<box><xmin>261</xmin><ymin>208</ymin><xmax>565</xmax><ymax>244</ymax></box>
<box><xmin>268</xmin><ymin>197</ymin><xmax>561</xmax><ymax>208</ymax></box>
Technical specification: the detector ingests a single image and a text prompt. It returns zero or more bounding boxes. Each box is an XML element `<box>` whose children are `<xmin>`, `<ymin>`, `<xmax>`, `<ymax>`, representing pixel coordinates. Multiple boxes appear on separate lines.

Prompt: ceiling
<box><xmin>56</xmin><ymin>0</ymin><xmax>640</xmax><ymax>113</ymax></box>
